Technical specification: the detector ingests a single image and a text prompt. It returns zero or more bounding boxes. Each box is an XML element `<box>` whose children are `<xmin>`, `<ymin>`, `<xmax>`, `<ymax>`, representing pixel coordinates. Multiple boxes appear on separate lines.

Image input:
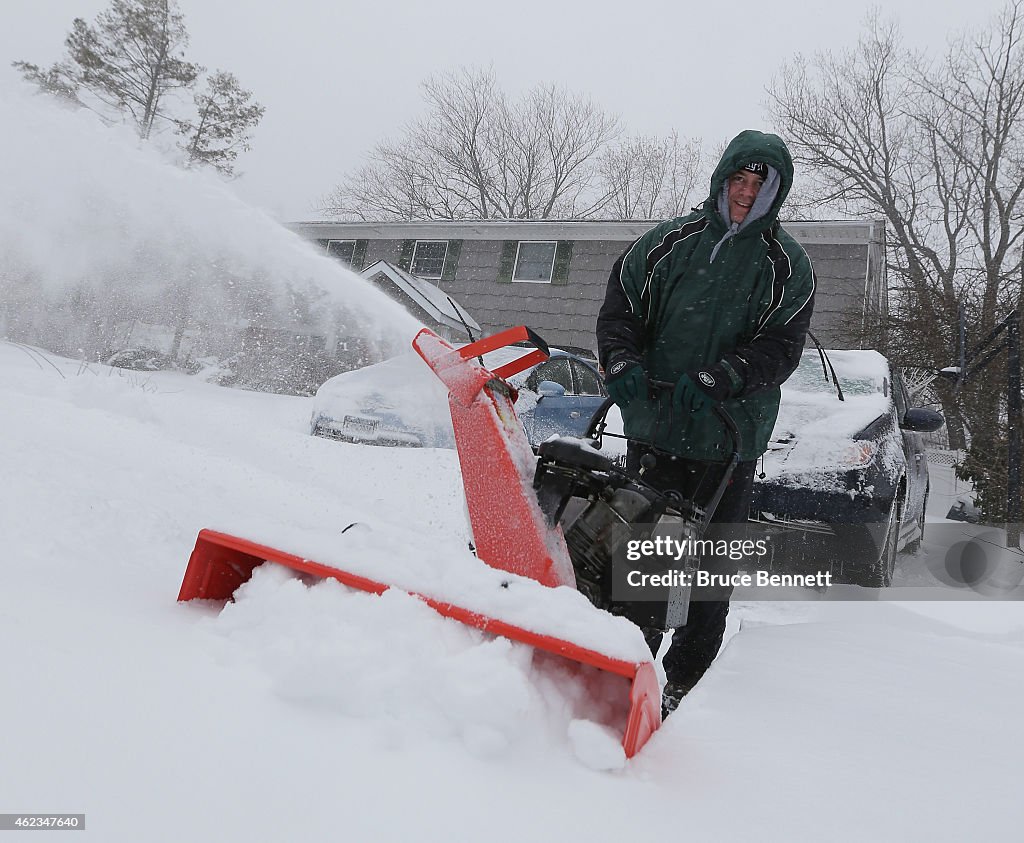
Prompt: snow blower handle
<box><xmin>587</xmin><ymin>382</ymin><xmax>743</xmax><ymax>459</ymax></box>
<box><xmin>646</xmin><ymin>378</ymin><xmax>742</xmax><ymax>531</ymax></box>
<box><xmin>586</xmin><ymin>380</ymin><xmax>743</xmax><ymax>531</ymax></box>
<box><xmin>458</xmin><ymin>325</ymin><xmax>550</xmax><ymax>381</ymax></box>
<box><xmin>647</xmin><ymin>378</ymin><xmax>741</xmax><ymax>451</ymax></box>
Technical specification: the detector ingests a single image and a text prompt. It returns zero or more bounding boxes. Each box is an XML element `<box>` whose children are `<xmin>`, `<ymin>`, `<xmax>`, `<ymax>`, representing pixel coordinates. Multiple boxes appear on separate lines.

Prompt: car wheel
<box><xmin>904</xmin><ymin>486</ymin><xmax>928</xmax><ymax>553</ymax></box>
<box><xmin>836</xmin><ymin>500</ymin><xmax>899</xmax><ymax>588</ymax></box>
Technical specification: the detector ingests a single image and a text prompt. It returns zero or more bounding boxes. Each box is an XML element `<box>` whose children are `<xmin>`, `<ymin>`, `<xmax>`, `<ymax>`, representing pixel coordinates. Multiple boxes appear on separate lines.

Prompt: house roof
<box><xmin>361</xmin><ymin>260</ymin><xmax>481</xmax><ymax>336</ymax></box>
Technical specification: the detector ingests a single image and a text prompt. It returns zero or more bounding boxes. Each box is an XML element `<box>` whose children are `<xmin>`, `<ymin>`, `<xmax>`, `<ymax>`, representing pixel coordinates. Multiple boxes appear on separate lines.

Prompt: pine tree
<box><xmin>13</xmin><ymin>0</ymin><xmax>264</xmax><ymax>169</ymax></box>
<box><xmin>63</xmin><ymin>0</ymin><xmax>198</xmax><ymax>138</ymax></box>
<box><xmin>178</xmin><ymin>71</ymin><xmax>265</xmax><ymax>177</ymax></box>
<box><xmin>10</xmin><ymin>60</ymin><xmax>81</xmax><ymax>104</ymax></box>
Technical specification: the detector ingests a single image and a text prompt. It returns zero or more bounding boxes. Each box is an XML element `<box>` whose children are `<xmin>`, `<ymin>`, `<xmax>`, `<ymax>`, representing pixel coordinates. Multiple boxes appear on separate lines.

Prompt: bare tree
<box><xmin>768</xmin><ymin>2</ymin><xmax>1024</xmax><ymax>518</ymax></box>
<box><xmin>421</xmin><ymin>66</ymin><xmax>504</xmax><ymax>217</ymax></box>
<box><xmin>598</xmin><ymin>131</ymin><xmax>705</xmax><ymax>219</ymax></box>
<box><xmin>319</xmin><ymin>67</ymin><xmax>621</xmax><ymax>220</ymax></box>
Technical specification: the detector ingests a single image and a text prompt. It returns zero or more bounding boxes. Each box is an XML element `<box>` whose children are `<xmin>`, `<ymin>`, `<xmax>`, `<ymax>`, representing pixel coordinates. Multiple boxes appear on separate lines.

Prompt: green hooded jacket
<box><xmin>596</xmin><ymin>130</ymin><xmax>816</xmax><ymax>461</ymax></box>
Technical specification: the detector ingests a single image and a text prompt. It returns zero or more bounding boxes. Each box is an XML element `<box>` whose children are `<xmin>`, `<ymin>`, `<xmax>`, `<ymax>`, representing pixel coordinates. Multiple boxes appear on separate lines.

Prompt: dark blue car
<box><xmin>516</xmin><ymin>351</ymin><xmax>609</xmax><ymax>444</ymax></box>
<box><xmin>750</xmin><ymin>349</ymin><xmax>944</xmax><ymax>587</ymax></box>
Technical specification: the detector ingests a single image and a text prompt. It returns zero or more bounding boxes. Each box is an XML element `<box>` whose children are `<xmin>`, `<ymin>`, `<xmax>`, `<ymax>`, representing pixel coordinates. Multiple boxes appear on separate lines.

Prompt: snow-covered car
<box><xmin>310</xmin><ymin>347</ymin><xmax>608</xmax><ymax>449</ymax></box>
<box><xmin>751</xmin><ymin>349</ymin><xmax>944</xmax><ymax>587</ymax></box>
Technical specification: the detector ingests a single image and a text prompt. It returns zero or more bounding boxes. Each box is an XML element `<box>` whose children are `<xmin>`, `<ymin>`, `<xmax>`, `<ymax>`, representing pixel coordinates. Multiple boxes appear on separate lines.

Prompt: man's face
<box><xmin>727</xmin><ymin>170</ymin><xmax>766</xmax><ymax>224</ymax></box>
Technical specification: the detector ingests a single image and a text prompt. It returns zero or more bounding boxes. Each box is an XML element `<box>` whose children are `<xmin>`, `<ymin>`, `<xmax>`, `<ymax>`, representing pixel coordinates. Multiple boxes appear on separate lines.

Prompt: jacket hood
<box><xmin>707</xmin><ymin>130</ymin><xmax>794</xmax><ymax>234</ymax></box>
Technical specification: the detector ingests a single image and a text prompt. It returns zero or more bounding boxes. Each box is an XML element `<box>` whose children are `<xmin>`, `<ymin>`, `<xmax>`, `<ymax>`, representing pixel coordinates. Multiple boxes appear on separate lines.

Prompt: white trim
<box><xmin>617</xmin><ymin>237</ymin><xmax>646</xmax><ymax>316</ymax></box>
<box><xmin>360</xmin><ymin>259</ymin><xmax>480</xmax><ymax>334</ymax></box>
<box><xmin>640</xmin><ymin>219</ymin><xmax>708</xmax><ymax>321</ymax></box>
<box><xmin>512</xmin><ymin>240</ymin><xmax>557</xmax><ymax>284</ymax></box>
<box><xmin>410</xmin><ymin>239</ymin><xmax>449</xmax><ymax>279</ymax></box>
<box><xmin>754</xmin><ymin>231</ymin><xmax>786</xmax><ymax>333</ymax></box>
<box><xmin>785</xmin><ymin>263</ymin><xmax>816</xmax><ymax>326</ymax></box>
<box><xmin>646</xmin><ymin>220</ymin><xmax>706</xmax><ymax>285</ymax></box>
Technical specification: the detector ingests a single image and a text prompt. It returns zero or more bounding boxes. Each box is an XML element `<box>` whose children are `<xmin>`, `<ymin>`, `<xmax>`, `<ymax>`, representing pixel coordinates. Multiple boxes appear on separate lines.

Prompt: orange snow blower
<box><xmin>177</xmin><ymin>326</ymin><xmax>662</xmax><ymax>757</ymax></box>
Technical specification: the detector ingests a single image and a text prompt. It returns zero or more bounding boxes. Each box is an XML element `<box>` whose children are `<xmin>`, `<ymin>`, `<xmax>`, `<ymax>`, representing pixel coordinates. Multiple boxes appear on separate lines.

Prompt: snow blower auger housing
<box><xmin>178</xmin><ymin>326</ymin><xmax>662</xmax><ymax>758</ymax></box>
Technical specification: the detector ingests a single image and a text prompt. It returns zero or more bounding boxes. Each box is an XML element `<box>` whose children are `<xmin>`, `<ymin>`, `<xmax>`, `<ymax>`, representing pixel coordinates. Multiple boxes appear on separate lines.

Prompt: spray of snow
<box><xmin>0</xmin><ymin>81</ymin><xmax>421</xmax><ymax>389</ymax></box>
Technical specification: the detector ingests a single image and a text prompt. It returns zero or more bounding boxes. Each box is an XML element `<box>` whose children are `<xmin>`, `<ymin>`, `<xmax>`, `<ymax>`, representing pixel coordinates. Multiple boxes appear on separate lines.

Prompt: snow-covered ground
<box><xmin>2</xmin><ymin>341</ymin><xmax>1023</xmax><ymax>842</ymax></box>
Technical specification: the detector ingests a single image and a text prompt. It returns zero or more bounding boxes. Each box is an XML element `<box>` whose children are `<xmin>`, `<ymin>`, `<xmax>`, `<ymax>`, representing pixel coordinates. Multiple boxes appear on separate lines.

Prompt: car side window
<box><xmin>572</xmin><ymin>360</ymin><xmax>605</xmax><ymax>396</ymax></box>
<box><xmin>527</xmin><ymin>358</ymin><xmax>573</xmax><ymax>392</ymax></box>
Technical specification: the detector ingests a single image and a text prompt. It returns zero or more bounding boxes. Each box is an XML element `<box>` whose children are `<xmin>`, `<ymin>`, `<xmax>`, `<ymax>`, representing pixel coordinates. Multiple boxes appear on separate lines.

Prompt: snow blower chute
<box><xmin>177</xmin><ymin>326</ymin><xmax>663</xmax><ymax>756</ymax></box>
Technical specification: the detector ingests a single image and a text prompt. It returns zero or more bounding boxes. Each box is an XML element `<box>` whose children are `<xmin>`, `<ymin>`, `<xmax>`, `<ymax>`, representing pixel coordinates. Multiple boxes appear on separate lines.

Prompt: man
<box><xmin>596</xmin><ymin>129</ymin><xmax>815</xmax><ymax>713</ymax></box>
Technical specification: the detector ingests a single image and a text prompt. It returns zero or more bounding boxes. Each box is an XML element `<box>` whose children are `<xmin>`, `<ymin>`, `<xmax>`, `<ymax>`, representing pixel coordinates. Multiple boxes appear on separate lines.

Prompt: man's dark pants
<box><xmin>625</xmin><ymin>444</ymin><xmax>757</xmax><ymax>694</ymax></box>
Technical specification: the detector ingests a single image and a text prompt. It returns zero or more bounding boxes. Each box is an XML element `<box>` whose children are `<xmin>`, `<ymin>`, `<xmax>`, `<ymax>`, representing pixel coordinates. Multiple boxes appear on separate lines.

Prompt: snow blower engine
<box><xmin>532</xmin><ymin>398</ymin><xmax>740</xmax><ymax>632</ymax></box>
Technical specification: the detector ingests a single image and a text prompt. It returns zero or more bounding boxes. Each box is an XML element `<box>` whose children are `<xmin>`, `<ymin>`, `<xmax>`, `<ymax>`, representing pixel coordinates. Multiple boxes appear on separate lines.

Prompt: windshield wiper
<box><xmin>806</xmin><ymin>331</ymin><xmax>845</xmax><ymax>401</ymax></box>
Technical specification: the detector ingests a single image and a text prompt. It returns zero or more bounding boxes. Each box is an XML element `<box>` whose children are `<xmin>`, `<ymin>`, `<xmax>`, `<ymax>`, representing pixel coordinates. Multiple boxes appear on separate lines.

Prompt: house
<box><xmin>290</xmin><ymin>219</ymin><xmax>887</xmax><ymax>356</ymax></box>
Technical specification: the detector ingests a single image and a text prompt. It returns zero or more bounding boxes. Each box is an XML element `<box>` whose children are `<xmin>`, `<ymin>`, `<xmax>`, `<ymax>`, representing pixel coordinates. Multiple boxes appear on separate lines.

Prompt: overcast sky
<box><xmin>2</xmin><ymin>0</ymin><xmax>1011</xmax><ymax>221</ymax></box>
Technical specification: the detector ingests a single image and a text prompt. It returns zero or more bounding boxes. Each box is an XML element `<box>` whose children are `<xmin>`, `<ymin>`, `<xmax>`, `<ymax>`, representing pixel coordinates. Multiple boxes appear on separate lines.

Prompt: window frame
<box><xmin>325</xmin><ymin>239</ymin><xmax>356</xmax><ymax>265</ymax></box>
<box><xmin>410</xmin><ymin>240</ymin><xmax>449</xmax><ymax>280</ymax></box>
<box><xmin>570</xmin><ymin>359</ymin><xmax>606</xmax><ymax>397</ymax></box>
<box><xmin>512</xmin><ymin>240</ymin><xmax>558</xmax><ymax>284</ymax></box>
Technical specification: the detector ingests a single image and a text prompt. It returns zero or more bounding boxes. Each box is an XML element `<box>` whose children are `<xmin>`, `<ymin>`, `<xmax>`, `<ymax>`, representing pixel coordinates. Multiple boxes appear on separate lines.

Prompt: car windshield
<box><xmin>788</xmin><ymin>350</ymin><xmax>888</xmax><ymax>397</ymax></box>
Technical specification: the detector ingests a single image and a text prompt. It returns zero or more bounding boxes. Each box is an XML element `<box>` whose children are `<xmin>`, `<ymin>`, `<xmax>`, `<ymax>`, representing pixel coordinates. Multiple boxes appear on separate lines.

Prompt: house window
<box><xmin>513</xmin><ymin>241</ymin><xmax>557</xmax><ymax>283</ymax></box>
<box><xmin>411</xmin><ymin>240</ymin><xmax>449</xmax><ymax>279</ymax></box>
<box><xmin>325</xmin><ymin>240</ymin><xmax>355</xmax><ymax>265</ymax></box>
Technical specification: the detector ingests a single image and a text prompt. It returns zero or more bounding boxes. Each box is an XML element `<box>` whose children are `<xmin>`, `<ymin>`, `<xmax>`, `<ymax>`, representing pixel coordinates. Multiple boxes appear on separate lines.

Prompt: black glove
<box><xmin>672</xmin><ymin>368</ymin><xmax>733</xmax><ymax>418</ymax></box>
<box><xmin>672</xmin><ymin>374</ymin><xmax>714</xmax><ymax>417</ymax></box>
<box><xmin>604</xmin><ymin>358</ymin><xmax>647</xmax><ymax>408</ymax></box>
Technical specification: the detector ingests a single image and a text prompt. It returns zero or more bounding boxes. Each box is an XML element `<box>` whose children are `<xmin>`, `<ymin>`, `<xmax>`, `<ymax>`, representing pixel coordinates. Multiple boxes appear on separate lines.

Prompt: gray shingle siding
<box><xmin>292</xmin><ymin>220</ymin><xmax>885</xmax><ymax>354</ymax></box>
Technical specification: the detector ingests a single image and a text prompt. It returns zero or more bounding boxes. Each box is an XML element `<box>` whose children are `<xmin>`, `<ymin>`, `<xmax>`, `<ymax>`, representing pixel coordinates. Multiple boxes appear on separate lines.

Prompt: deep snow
<box><xmin>2</xmin><ymin>341</ymin><xmax>1023</xmax><ymax>842</ymax></box>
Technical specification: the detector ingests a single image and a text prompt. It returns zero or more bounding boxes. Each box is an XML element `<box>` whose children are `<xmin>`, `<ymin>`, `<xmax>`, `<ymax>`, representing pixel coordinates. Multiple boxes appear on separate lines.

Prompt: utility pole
<box><xmin>1007</xmin><ymin>314</ymin><xmax>1021</xmax><ymax>548</ymax></box>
